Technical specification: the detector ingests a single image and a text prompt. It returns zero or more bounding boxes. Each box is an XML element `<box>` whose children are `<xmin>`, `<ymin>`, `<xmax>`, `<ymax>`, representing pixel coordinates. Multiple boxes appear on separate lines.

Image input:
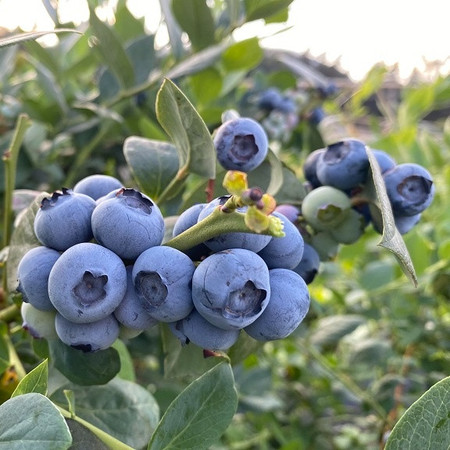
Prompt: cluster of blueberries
<box><xmin>17</xmin><ymin>114</ymin><xmax>434</xmax><ymax>353</ymax></box>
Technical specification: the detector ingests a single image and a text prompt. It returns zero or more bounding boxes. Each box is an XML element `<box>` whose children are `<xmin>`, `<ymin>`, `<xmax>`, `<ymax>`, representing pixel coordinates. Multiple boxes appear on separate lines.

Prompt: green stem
<box><xmin>57</xmin><ymin>405</ymin><xmax>134</xmax><ymax>450</ymax></box>
<box><xmin>156</xmin><ymin>166</ymin><xmax>188</xmax><ymax>205</ymax></box>
<box><xmin>306</xmin><ymin>344</ymin><xmax>386</xmax><ymax>420</ymax></box>
<box><xmin>2</xmin><ymin>114</ymin><xmax>31</xmax><ymax>295</ymax></box>
<box><xmin>163</xmin><ymin>206</ymin><xmax>277</xmax><ymax>252</ymax></box>
<box><xmin>0</xmin><ymin>304</ymin><xmax>19</xmax><ymax>322</ymax></box>
<box><xmin>5</xmin><ymin>332</ymin><xmax>27</xmax><ymax>380</ymax></box>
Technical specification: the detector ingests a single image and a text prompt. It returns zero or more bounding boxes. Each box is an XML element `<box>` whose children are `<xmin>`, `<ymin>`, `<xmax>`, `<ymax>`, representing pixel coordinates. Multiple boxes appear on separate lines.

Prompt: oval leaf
<box><xmin>0</xmin><ymin>393</ymin><xmax>72</xmax><ymax>449</ymax></box>
<box><xmin>364</xmin><ymin>146</ymin><xmax>418</xmax><ymax>287</ymax></box>
<box><xmin>48</xmin><ymin>339</ymin><xmax>120</xmax><ymax>386</ymax></box>
<box><xmin>123</xmin><ymin>137</ymin><xmax>179</xmax><ymax>199</ymax></box>
<box><xmin>222</xmin><ymin>37</ymin><xmax>263</xmax><ymax>71</ymax></box>
<box><xmin>156</xmin><ymin>78</ymin><xmax>216</xmax><ymax>179</ymax></box>
<box><xmin>51</xmin><ymin>379</ymin><xmax>159</xmax><ymax>450</ymax></box>
<box><xmin>385</xmin><ymin>376</ymin><xmax>450</xmax><ymax>450</ymax></box>
<box><xmin>11</xmin><ymin>358</ymin><xmax>48</xmax><ymax>397</ymax></box>
<box><xmin>149</xmin><ymin>362</ymin><xmax>238</xmax><ymax>450</ymax></box>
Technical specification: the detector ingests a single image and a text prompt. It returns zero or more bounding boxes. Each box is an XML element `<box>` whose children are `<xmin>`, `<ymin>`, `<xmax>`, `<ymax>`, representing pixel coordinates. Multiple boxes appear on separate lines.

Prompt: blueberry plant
<box><xmin>1</xmin><ymin>1</ymin><xmax>449</xmax><ymax>449</ymax></box>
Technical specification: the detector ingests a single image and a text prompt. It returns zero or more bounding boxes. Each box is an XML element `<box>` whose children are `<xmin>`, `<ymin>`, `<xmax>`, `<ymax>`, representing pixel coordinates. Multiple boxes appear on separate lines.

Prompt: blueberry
<box><xmin>34</xmin><ymin>188</ymin><xmax>96</xmax><ymax>251</ymax></box>
<box><xmin>372</xmin><ymin>149</ymin><xmax>396</xmax><ymax>174</ymax></box>
<box><xmin>170</xmin><ymin>309</ymin><xmax>240</xmax><ymax>350</ymax></box>
<box><xmin>258</xmin><ymin>211</ymin><xmax>304</xmax><ymax>269</ymax></box>
<box><xmin>214</xmin><ymin>117</ymin><xmax>269</xmax><ymax>172</ymax></box>
<box><xmin>394</xmin><ymin>213</ymin><xmax>421</xmax><ymax>234</ymax></box>
<box><xmin>383</xmin><ymin>163</ymin><xmax>435</xmax><ymax>216</ymax></box>
<box><xmin>308</xmin><ymin>107</ymin><xmax>326</xmax><ymax>125</ymax></box>
<box><xmin>48</xmin><ymin>242</ymin><xmax>127</xmax><ymax>323</ymax></box>
<box><xmin>113</xmin><ymin>266</ymin><xmax>159</xmax><ymax>330</ymax></box>
<box><xmin>21</xmin><ymin>302</ymin><xmax>57</xmax><ymax>340</ymax></box>
<box><xmin>301</xmin><ymin>186</ymin><xmax>351</xmax><ymax>231</ymax></box>
<box><xmin>245</xmin><ymin>268</ymin><xmax>310</xmax><ymax>341</ymax></box>
<box><xmin>303</xmin><ymin>148</ymin><xmax>325</xmax><ymax>189</ymax></box>
<box><xmin>192</xmin><ymin>248</ymin><xmax>271</xmax><ymax>330</ymax></box>
<box><xmin>274</xmin><ymin>204</ymin><xmax>300</xmax><ymax>223</ymax></box>
<box><xmin>132</xmin><ymin>246</ymin><xmax>195</xmax><ymax>322</ymax></box>
<box><xmin>172</xmin><ymin>203</ymin><xmax>210</xmax><ymax>260</ymax></box>
<box><xmin>17</xmin><ymin>246</ymin><xmax>60</xmax><ymax>311</ymax></box>
<box><xmin>292</xmin><ymin>243</ymin><xmax>321</xmax><ymax>284</ymax></box>
<box><xmin>55</xmin><ymin>313</ymin><xmax>119</xmax><ymax>352</ymax></box>
<box><xmin>258</xmin><ymin>87</ymin><xmax>284</xmax><ymax>111</ymax></box>
<box><xmin>197</xmin><ymin>195</ymin><xmax>272</xmax><ymax>253</ymax></box>
<box><xmin>276</xmin><ymin>97</ymin><xmax>297</xmax><ymax>114</ymax></box>
<box><xmin>316</xmin><ymin>139</ymin><xmax>369</xmax><ymax>190</ymax></box>
<box><xmin>91</xmin><ymin>188</ymin><xmax>165</xmax><ymax>260</ymax></box>
<box><xmin>73</xmin><ymin>174</ymin><xmax>123</xmax><ymax>200</ymax></box>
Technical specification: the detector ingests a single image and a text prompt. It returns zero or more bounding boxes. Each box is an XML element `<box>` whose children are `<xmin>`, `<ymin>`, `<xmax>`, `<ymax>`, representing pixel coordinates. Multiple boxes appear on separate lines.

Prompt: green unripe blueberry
<box><xmin>21</xmin><ymin>302</ymin><xmax>57</xmax><ymax>340</ymax></box>
<box><xmin>301</xmin><ymin>186</ymin><xmax>351</xmax><ymax>231</ymax></box>
<box><xmin>330</xmin><ymin>209</ymin><xmax>366</xmax><ymax>244</ymax></box>
<box><xmin>308</xmin><ymin>231</ymin><xmax>340</xmax><ymax>261</ymax></box>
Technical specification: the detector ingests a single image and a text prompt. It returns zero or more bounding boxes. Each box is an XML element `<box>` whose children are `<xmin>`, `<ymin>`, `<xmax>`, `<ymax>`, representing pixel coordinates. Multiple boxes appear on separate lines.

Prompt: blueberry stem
<box><xmin>164</xmin><ymin>200</ymin><xmax>283</xmax><ymax>252</ymax></box>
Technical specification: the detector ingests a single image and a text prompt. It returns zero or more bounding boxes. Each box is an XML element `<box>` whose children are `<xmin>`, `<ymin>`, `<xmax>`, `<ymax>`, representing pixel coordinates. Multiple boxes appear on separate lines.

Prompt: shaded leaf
<box><xmin>11</xmin><ymin>359</ymin><xmax>48</xmax><ymax>397</ymax></box>
<box><xmin>123</xmin><ymin>137</ymin><xmax>179</xmax><ymax>200</ymax></box>
<box><xmin>149</xmin><ymin>362</ymin><xmax>238</xmax><ymax>450</ymax></box>
<box><xmin>51</xmin><ymin>379</ymin><xmax>159</xmax><ymax>450</ymax></box>
<box><xmin>385</xmin><ymin>376</ymin><xmax>450</xmax><ymax>450</ymax></box>
<box><xmin>65</xmin><ymin>419</ymin><xmax>109</xmax><ymax>450</ymax></box>
<box><xmin>48</xmin><ymin>339</ymin><xmax>120</xmax><ymax>386</ymax></box>
<box><xmin>156</xmin><ymin>78</ymin><xmax>216</xmax><ymax>179</ymax></box>
<box><xmin>0</xmin><ymin>393</ymin><xmax>72</xmax><ymax>449</ymax></box>
<box><xmin>172</xmin><ymin>0</ymin><xmax>216</xmax><ymax>50</ymax></box>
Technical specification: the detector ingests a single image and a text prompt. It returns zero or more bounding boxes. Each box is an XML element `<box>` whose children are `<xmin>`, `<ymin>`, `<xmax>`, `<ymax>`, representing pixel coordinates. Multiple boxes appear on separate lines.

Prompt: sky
<box><xmin>0</xmin><ymin>0</ymin><xmax>448</xmax><ymax>81</ymax></box>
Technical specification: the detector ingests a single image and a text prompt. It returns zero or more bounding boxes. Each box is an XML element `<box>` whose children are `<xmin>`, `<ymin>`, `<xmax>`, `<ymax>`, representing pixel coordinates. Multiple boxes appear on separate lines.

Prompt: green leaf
<box><xmin>6</xmin><ymin>192</ymin><xmax>45</xmax><ymax>293</ymax></box>
<box><xmin>189</xmin><ymin>68</ymin><xmax>223</xmax><ymax>105</ymax></box>
<box><xmin>222</xmin><ymin>37</ymin><xmax>263</xmax><ymax>71</ymax></box>
<box><xmin>88</xmin><ymin>5</ymin><xmax>135</xmax><ymax>88</ymax></box>
<box><xmin>149</xmin><ymin>362</ymin><xmax>238</xmax><ymax>450</ymax></box>
<box><xmin>65</xmin><ymin>419</ymin><xmax>109</xmax><ymax>450</ymax></box>
<box><xmin>11</xmin><ymin>359</ymin><xmax>48</xmax><ymax>397</ymax></box>
<box><xmin>111</xmin><ymin>340</ymin><xmax>136</xmax><ymax>382</ymax></box>
<box><xmin>385</xmin><ymin>376</ymin><xmax>450</xmax><ymax>450</ymax></box>
<box><xmin>0</xmin><ymin>29</ymin><xmax>82</xmax><ymax>49</ymax></box>
<box><xmin>123</xmin><ymin>137</ymin><xmax>179</xmax><ymax>200</ymax></box>
<box><xmin>172</xmin><ymin>0</ymin><xmax>216</xmax><ymax>50</ymax></box>
<box><xmin>48</xmin><ymin>339</ymin><xmax>120</xmax><ymax>386</ymax></box>
<box><xmin>364</xmin><ymin>146</ymin><xmax>418</xmax><ymax>287</ymax></box>
<box><xmin>156</xmin><ymin>78</ymin><xmax>216</xmax><ymax>179</ymax></box>
<box><xmin>274</xmin><ymin>164</ymin><xmax>307</xmax><ymax>204</ymax></box>
<box><xmin>126</xmin><ymin>34</ymin><xmax>156</xmax><ymax>85</ymax></box>
<box><xmin>0</xmin><ymin>393</ymin><xmax>72</xmax><ymax>449</ymax></box>
<box><xmin>51</xmin><ymin>379</ymin><xmax>159</xmax><ymax>450</ymax></box>
<box><xmin>244</xmin><ymin>0</ymin><xmax>294</xmax><ymax>22</ymax></box>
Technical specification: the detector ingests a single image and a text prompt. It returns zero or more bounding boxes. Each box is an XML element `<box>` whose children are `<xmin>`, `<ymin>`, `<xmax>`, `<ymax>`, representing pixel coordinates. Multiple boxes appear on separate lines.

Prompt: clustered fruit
<box><xmin>17</xmin><ymin>116</ymin><xmax>435</xmax><ymax>355</ymax></box>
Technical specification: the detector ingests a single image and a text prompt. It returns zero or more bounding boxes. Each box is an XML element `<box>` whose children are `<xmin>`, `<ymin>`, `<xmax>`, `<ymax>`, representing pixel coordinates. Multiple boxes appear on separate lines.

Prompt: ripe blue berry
<box><xmin>274</xmin><ymin>204</ymin><xmax>300</xmax><ymax>223</ymax></box>
<box><xmin>91</xmin><ymin>188</ymin><xmax>165</xmax><ymax>260</ymax></box>
<box><xmin>372</xmin><ymin>149</ymin><xmax>396</xmax><ymax>174</ymax></box>
<box><xmin>17</xmin><ymin>246</ymin><xmax>60</xmax><ymax>311</ymax></box>
<box><xmin>258</xmin><ymin>87</ymin><xmax>284</xmax><ymax>111</ymax></box>
<box><xmin>55</xmin><ymin>313</ymin><xmax>119</xmax><ymax>352</ymax></box>
<box><xmin>113</xmin><ymin>266</ymin><xmax>159</xmax><ymax>330</ymax></box>
<box><xmin>394</xmin><ymin>213</ymin><xmax>421</xmax><ymax>234</ymax></box>
<box><xmin>170</xmin><ymin>310</ymin><xmax>240</xmax><ymax>350</ymax></box>
<box><xmin>132</xmin><ymin>246</ymin><xmax>195</xmax><ymax>322</ymax></box>
<box><xmin>214</xmin><ymin>117</ymin><xmax>269</xmax><ymax>172</ymax></box>
<box><xmin>48</xmin><ymin>242</ymin><xmax>127</xmax><ymax>323</ymax></box>
<box><xmin>34</xmin><ymin>188</ymin><xmax>96</xmax><ymax>251</ymax></box>
<box><xmin>197</xmin><ymin>196</ymin><xmax>272</xmax><ymax>253</ymax></box>
<box><xmin>293</xmin><ymin>243</ymin><xmax>321</xmax><ymax>284</ymax></box>
<box><xmin>73</xmin><ymin>174</ymin><xmax>123</xmax><ymax>200</ymax></box>
<box><xmin>192</xmin><ymin>248</ymin><xmax>271</xmax><ymax>330</ymax></box>
<box><xmin>245</xmin><ymin>268</ymin><xmax>310</xmax><ymax>341</ymax></box>
<box><xmin>316</xmin><ymin>139</ymin><xmax>369</xmax><ymax>190</ymax></box>
<box><xmin>258</xmin><ymin>211</ymin><xmax>304</xmax><ymax>269</ymax></box>
<box><xmin>303</xmin><ymin>148</ymin><xmax>325</xmax><ymax>189</ymax></box>
<box><xmin>383</xmin><ymin>163</ymin><xmax>435</xmax><ymax>216</ymax></box>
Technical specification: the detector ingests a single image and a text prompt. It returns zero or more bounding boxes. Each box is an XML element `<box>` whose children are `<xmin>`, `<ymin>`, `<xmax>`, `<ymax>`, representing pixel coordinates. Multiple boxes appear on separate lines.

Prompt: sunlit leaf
<box><xmin>0</xmin><ymin>29</ymin><xmax>82</xmax><ymax>49</ymax></box>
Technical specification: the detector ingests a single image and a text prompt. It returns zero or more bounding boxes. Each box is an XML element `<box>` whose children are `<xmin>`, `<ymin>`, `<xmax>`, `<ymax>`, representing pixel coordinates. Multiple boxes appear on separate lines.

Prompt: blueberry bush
<box><xmin>1</xmin><ymin>1</ymin><xmax>449</xmax><ymax>449</ymax></box>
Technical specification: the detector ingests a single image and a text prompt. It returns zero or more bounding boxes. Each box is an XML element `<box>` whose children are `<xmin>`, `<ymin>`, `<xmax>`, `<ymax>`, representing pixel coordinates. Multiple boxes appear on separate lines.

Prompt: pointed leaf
<box><xmin>0</xmin><ymin>393</ymin><xmax>72</xmax><ymax>449</ymax></box>
<box><xmin>11</xmin><ymin>359</ymin><xmax>48</xmax><ymax>397</ymax></box>
<box><xmin>156</xmin><ymin>78</ymin><xmax>216</xmax><ymax>179</ymax></box>
<box><xmin>149</xmin><ymin>362</ymin><xmax>238</xmax><ymax>450</ymax></box>
<box><xmin>123</xmin><ymin>137</ymin><xmax>179</xmax><ymax>199</ymax></box>
<box><xmin>385</xmin><ymin>376</ymin><xmax>450</xmax><ymax>450</ymax></box>
<box><xmin>365</xmin><ymin>146</ymin><xmax>418</xmax><ymax>287</ymax></box>
<box><xmin>222</xmin><ymin>37</ymin><xmax>263</xmax><ymax>71</ymax></box>
<box><xmin>244</xmin><ymin>0</ymin><xmax>294</xmax><ymax>21</ymax></box>
<box><xmin>0</xmin><ymin>29</ymin><xmax>82</xmax><ymax>49</ymax></box>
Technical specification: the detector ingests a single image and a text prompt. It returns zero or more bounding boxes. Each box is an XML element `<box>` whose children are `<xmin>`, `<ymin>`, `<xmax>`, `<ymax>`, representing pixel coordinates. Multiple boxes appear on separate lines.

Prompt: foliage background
<box><xmin>0</xmin><ymin>1</ymin><xmax>449</xmax><ymax>449</ymax></box>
